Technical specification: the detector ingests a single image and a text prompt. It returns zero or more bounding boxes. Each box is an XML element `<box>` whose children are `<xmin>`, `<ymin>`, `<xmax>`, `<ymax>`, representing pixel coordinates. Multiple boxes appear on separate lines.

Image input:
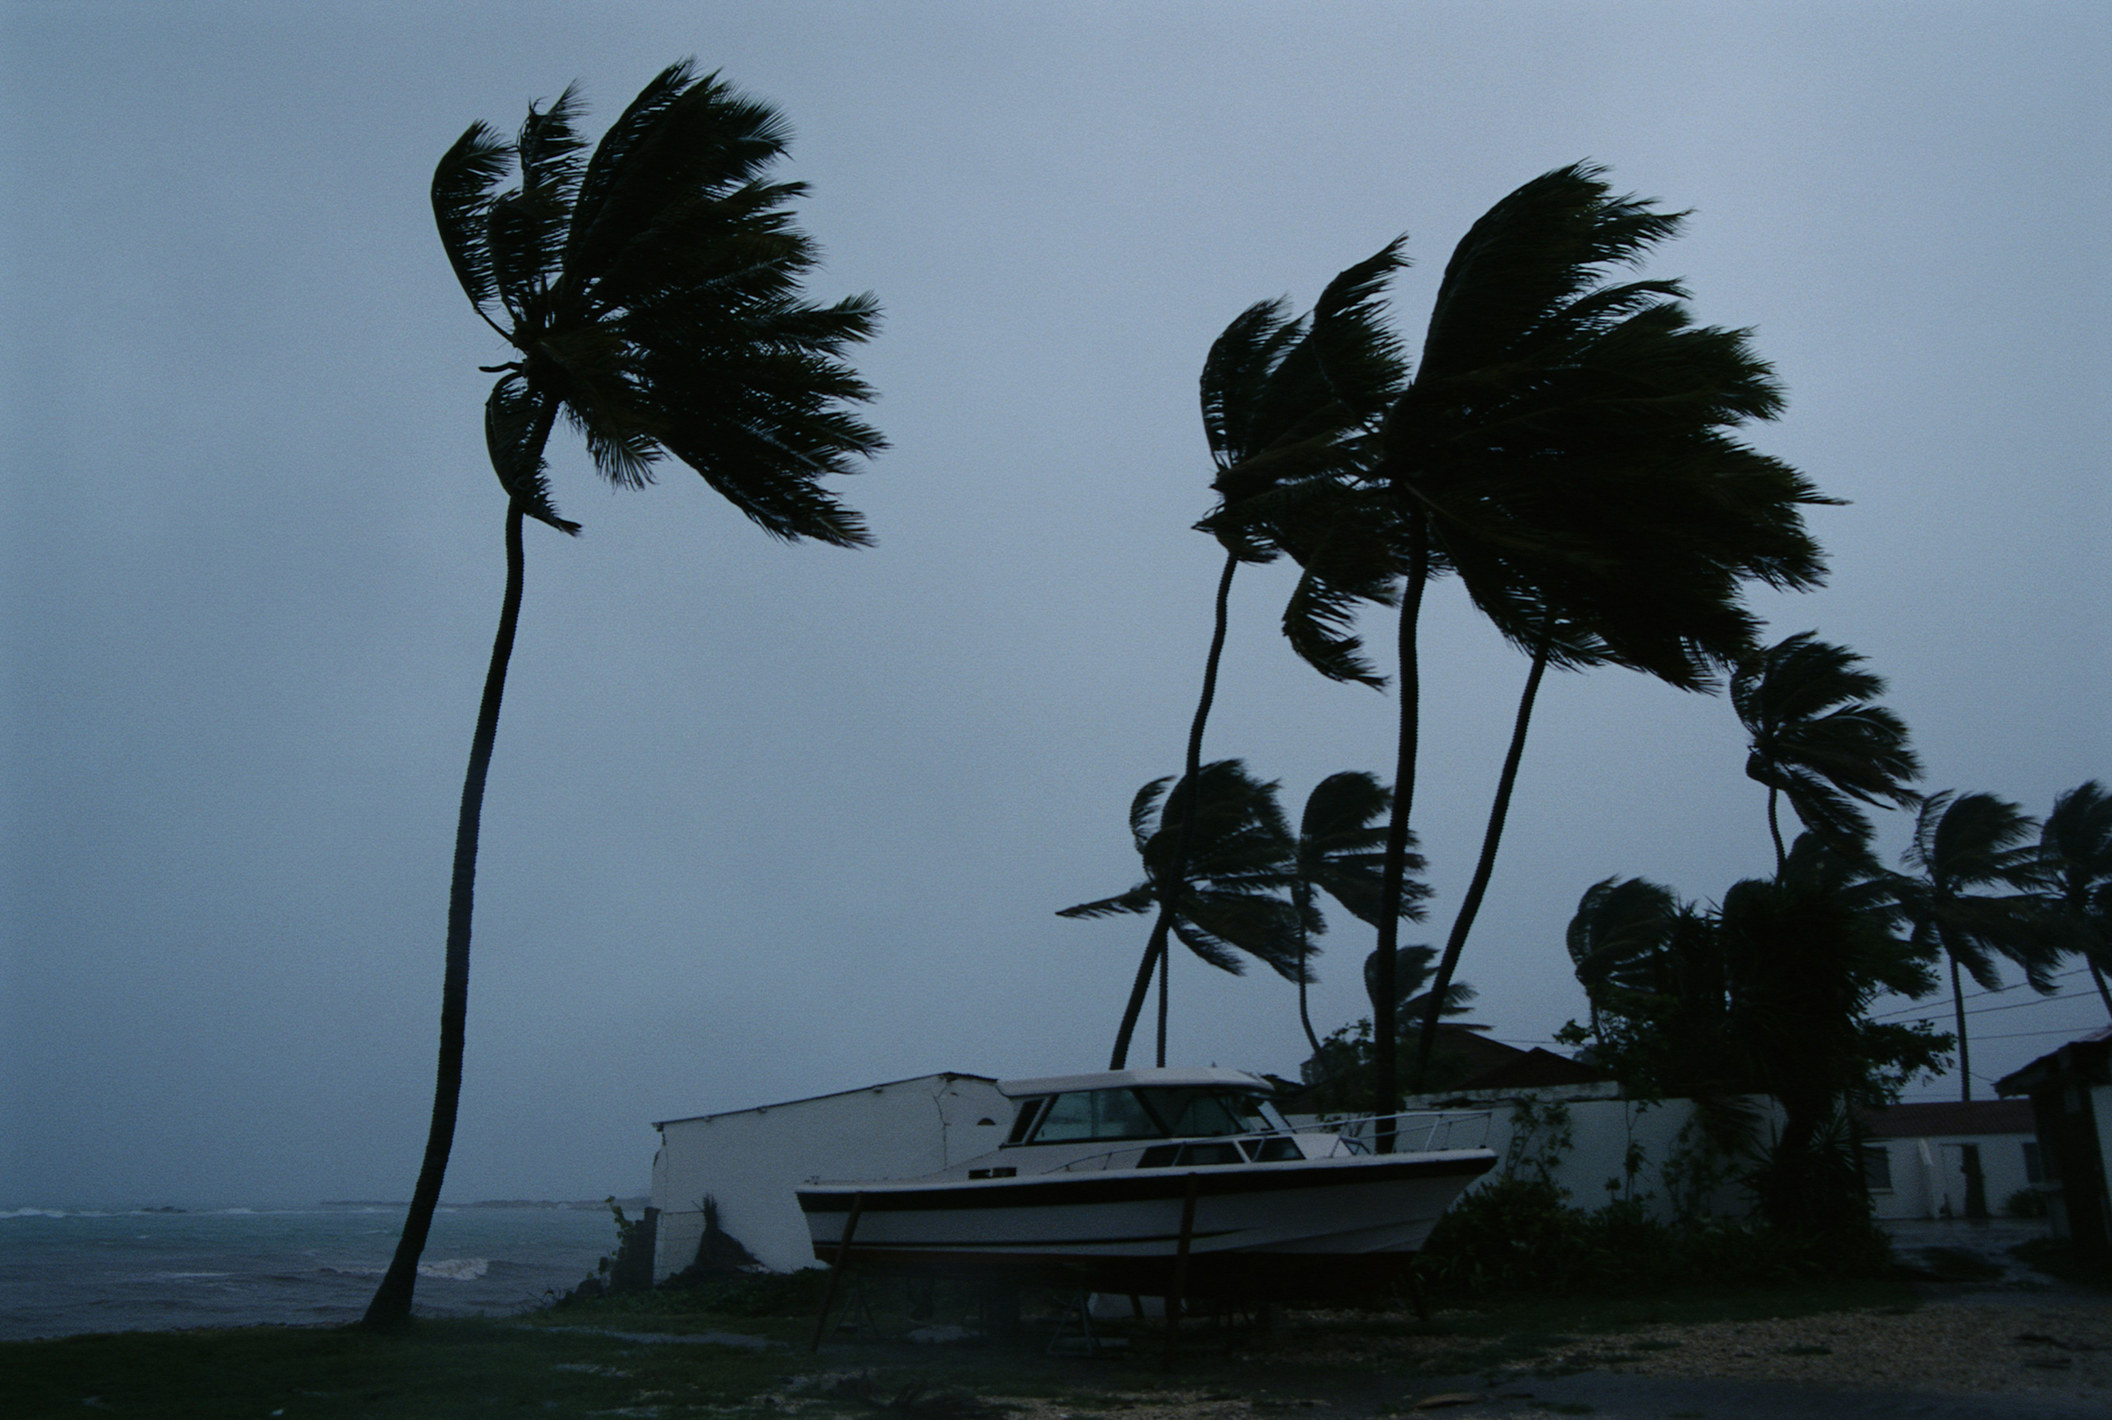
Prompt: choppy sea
<box><xmin>0</xmin><ymin>1203</ymin><xmax>623</xmax><ymax>1342</ymax></box>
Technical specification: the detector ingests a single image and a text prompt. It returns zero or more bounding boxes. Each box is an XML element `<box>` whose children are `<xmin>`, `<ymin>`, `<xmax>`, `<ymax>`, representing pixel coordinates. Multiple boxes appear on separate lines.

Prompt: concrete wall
<box><xmin>1425</xmin><ymin>1092</ymin><xmax>1772</xmax><ymax>1220</ymax></box>
<box><xmin>650</xmin><ymin>1073</ymin><xmax>1011</xmax><ymax>1278</ymax></box>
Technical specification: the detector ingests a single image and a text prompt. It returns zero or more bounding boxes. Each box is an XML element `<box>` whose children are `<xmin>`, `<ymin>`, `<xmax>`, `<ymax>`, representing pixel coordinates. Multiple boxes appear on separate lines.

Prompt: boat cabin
<box><xmin>984</xmin><ymin>1067</ymin><xmax>1309</xmax><ymax>1171</ymax></box>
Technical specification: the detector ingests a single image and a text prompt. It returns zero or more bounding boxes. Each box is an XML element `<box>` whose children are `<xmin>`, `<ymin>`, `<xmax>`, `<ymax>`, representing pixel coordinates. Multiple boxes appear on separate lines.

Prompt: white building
<box><xmin>1857</xmin><ymin>1100</ymin><xmax>2040</xmax><ymax>1220</ymax></box>
<box><xmin>649</xmin><ymin>1072</ymin><xmax>1009</xmax><ymax>1279</ymax></box>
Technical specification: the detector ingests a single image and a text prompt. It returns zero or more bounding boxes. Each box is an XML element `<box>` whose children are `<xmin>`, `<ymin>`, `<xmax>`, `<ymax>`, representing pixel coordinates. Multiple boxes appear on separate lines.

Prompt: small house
<box><xmin>649</xmin><ymin>1072</ymin><xmax>1009</xmax><ymax>1279</ymax></box>
<box><xmin>1854</xmin><ymin>1100</ymin><xmax>2040</xmax><ymax>1220</ymax></box>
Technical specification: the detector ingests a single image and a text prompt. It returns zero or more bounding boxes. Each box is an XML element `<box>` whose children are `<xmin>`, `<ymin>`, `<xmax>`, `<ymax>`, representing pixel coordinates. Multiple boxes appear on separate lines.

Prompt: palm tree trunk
<box><xmin>1296</xmin><ymin>881</ymin><xmax>1322</xmax><ymax>1058</ymax></box>
<box><xmin>1156</xmin><ymin>930</ymin><xmax>1170</xmax><ymax>1068</ymax></box>
<box><xmin>2089</xmin><ymin>958</ymin><xmax>2112</xmax><ymax>1020</ymax></box>
<box><xmin>1412</xmin><ymin>634</ymin><xmax>1551</xmax><ymax>1089</ymax></box>
<box><xmin>364</xmin><ymin>500</ymin><xmax>529</xmax><ymax>1331</ymax></box>
<box><xmin>1767</xmin><ymin>787</ymin><xmax>1787</xmax><ymax>877</ymax></box>
<box><xmin>1373</xmin><ymin>511</ymin><xmax>1429</xmax><ymax>1146</ymax></box>
<box><xmin>1109</xmin><ymin>551</ymin><xmax>1241</xmax><ymax>1069</ymax></box>
<box><xmin>1950</xmin><ymin>955</ymin><xmax>1972</xmax><ymax>1103</ymax></box>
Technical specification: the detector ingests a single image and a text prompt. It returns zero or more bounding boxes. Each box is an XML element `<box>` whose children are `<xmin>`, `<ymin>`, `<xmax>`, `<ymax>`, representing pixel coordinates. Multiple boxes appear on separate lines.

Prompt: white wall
<box><xmin>1434</xmin><ymin>1092</ymin><xmax>1771</xmax><ymax>1221</ymax></box>
<box><xmin>1866</xmin><ymin>1132</ymin><xmax>2037</xmax><ymax>1220</ymax></box>
<box><xmin>650</xmin><ymin>1073</ymin><xmax>1011</xmax><ymax>1277</ymax></box>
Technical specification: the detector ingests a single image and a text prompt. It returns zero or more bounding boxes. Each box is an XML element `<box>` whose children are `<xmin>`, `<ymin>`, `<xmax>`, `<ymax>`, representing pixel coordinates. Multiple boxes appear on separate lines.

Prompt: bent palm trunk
<box><xmin>1373</xmin><ymin>512</ymin><xmax>1429</xmax><ymax>1143</ymax></box>
<box><xmin>1109</xmin><ymin>553</ymin><xmax>1240</xmax><ymax>1069</ymax></box>
<box><xmin>1412</xmin><ymin>636</ymin><xmax>1550</xmax><ymax>1089</ymax></box>
<box><xmin>364</xmin><ymin>503</ymin><xmax>527</xmax><ymax>1331</ymax></box>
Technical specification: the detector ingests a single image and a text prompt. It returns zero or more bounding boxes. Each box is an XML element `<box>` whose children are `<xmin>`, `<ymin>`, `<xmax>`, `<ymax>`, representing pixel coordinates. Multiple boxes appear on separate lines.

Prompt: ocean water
<box><xmin>0</xmin><ymin>1204</ymin><xmax>623</xmax><ymax>1342</ymax></box>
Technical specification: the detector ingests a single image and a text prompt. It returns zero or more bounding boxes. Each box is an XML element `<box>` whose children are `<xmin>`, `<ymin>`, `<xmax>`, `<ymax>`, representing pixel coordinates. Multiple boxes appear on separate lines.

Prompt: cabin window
<box><xmin>1863</xmin><ymin>1145</ymin><xmax>1893</xmax><ymax>1192</ymax></box>
<box><xmin>1030</xmin><ymin>1089</ymin><xmax>1160</xmax><ymax>1143</ymax></box>
<box><xmin>1137</xmin><ymin>1088</ymin><xmax>1276</xmax><ymax>1138</ymax></box>
<box><xmin>2023</xmin><ymin>1141</ymin><xmax>2045</xmax><ymax>1185</ymax></box>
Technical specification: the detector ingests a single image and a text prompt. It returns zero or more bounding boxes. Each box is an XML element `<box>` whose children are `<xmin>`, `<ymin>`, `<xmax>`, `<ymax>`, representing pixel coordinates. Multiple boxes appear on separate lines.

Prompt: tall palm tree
<box><xmin>366</xmin><ymin>64</ymin><xmax>883</xmax><ymax>1332</ymax></box>
<box><xmin>1731</xmin><ymin>632</ymin><xmax>1921</xmax><ymax>873</ymax></box>
<box><xmin>1349</xmin><ymin>163</ymin><xmax>1831</xmax><ymax>1109</ymax></box>
<box><xmin>1105</xmin><ymin>246</ymin><xmax>1409</xmax><ymax>1069</ymax></box>
<box><xmin>1062</xmin><ymin>760</ymin><xmax>1301</xmax><ymax>1066</ymax></box>
<box><xmin>1890</xmin><ymin>791</ymin><xmax>2057</xmax><ymax>1101</ymax></box>
<box><xmin>2038</xmin><ymin>780</ymin><xmax>2112</xmax><ymax>1015</ymax></box>
<box><xmin>1288</xmin><ymin>772</ymin><xmax>1428</xmax><ymax>1054</ymax></box>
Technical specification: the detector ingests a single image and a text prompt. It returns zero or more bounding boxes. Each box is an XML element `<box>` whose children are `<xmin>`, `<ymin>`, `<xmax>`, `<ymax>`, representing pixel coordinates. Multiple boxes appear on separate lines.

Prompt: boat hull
<box><xmin>797</xmin><ymin>1148</ymin><xmax>1495</xmax><ymax>1299</ymax></box>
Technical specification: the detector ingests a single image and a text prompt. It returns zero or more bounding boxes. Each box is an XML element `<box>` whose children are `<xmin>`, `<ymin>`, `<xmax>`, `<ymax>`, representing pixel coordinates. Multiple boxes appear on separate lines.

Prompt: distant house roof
<box><xmin>1997</xmin><ymin>1027</ymin><xmax>2112</xmax><ymax>1097</ymax></box>
<box><xmin>1856</xmin><ymin>1100</ymin><xmax>2035</xmax><ymax>1139</ymax></box>
<box><xmin>1452</xmin><ymin>1047</ymin><xmax>1613</xmax><ymax>1093</ymax></box>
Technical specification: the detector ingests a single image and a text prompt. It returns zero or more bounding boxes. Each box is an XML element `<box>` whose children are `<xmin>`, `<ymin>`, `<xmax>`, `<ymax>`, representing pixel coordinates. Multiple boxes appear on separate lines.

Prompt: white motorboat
<box><xmin>795</xmin><ymin>1067</ymin><xmax>1495</xmax><ymax>1298</ymax></box>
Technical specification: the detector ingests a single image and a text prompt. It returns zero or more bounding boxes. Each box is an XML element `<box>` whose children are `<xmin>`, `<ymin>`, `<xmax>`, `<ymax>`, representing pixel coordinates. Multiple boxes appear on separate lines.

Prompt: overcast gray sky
<box><xmin>4</xmin><ymin>2</ymin><xmax>2107</xmax><ymax>1207</ymax></box>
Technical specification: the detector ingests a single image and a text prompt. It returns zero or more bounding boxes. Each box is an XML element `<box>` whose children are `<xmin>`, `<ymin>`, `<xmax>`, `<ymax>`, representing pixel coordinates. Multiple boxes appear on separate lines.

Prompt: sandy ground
<box><xmin>977</xmin><ymin>1222</ymin><xmax>2112</xmax><ymax>1420</ymax></box>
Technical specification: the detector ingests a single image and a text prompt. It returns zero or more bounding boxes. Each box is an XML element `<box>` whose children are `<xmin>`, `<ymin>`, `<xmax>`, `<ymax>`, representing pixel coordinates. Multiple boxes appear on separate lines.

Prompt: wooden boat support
<box><xmin>808</xmin><ymin>1191</ymin><xmax>865</xmax><ymax>1352</ymax></box>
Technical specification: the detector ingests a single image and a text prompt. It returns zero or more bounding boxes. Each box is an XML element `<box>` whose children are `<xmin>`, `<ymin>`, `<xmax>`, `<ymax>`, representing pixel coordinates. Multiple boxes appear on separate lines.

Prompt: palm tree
<box><xmin>2039</xmin><ymin>781</ymin><xmax>2112</xmax><ymax>1015</ymax></box>
<box><xmin>1731</xmin><ymin>632</ymin><xmax>1922</xmax><ymax>873</ymax></box>
<box><xmin>365</xmin><ymin>64</ymin><xmax>883</xmax><ymax>1332</ymax></box>
<box><xmin>1105</xmin><ymin>246</ymin><xmax>1409</xmax><ymax>1069</ymax></box>
<box><xmin>1061</xmin><ymin>760</ymin><xmax>1301</xmax><ymax>1066</ymax></box>
<box><xmin>1890</xmin><ymin>791</ymin><xmax>2057</xmax><ymax>1101</ymax></box>
<box><xmin>1352</xmin><ymin>163</ymin><xmax>1832</xmax><ymax>1108</ymax></box>
<box><xmin>1288</xmin><ymin>772</ymin><xmax>1428</xmax><ymax>1055</ymax></box>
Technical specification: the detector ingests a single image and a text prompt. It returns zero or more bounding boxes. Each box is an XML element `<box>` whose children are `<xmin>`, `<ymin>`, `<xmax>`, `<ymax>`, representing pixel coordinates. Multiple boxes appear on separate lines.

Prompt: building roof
<box><xmin>651</xmin><ymin>1071</ymin><xmax>998</xmax><ymax>1129</ymax></box>
<box><xmin>1856</xmin><ymin>1100</ymin><xmax>2035</xmax><ymax>1139</ymax></box>
<box><xmin>1997</xmin><ymin>1027</ymin><xmax>2112</xmax><ymax>1097</ymax></box>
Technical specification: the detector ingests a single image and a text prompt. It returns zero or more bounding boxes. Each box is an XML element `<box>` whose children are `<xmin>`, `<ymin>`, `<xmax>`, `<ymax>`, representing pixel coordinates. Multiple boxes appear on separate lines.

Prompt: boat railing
<box><xmin>1318</xmin><ymin>1110</ymin><xmax>1492</xmax><ymax>1155</ymax></box>
<box><xmin>1042</xmin><ymin>1109</ymin><xmax>1491</xmax><ymax>1173</ymax></box>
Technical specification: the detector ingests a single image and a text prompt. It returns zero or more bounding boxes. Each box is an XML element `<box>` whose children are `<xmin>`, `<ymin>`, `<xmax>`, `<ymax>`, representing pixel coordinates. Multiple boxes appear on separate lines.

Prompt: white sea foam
<box><xmin>2</xmin><ymin>1208</ymin><xmax>70</xmax><ymax>1219</ymax></box>
<box><xmin>418</xmin><ymin>1257</ymin><xmax>490</xmax><ymax>1281</ymax></box>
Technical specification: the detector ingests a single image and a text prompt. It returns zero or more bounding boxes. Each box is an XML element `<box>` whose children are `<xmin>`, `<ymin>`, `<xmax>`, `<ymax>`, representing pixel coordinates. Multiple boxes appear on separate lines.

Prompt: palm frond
<box><xmin>431</xmin><ymin>122</ymin><xmax>514</xmax><ymax>315</ymax></box>
<box><xmin>483</xmin><ymin>376</ymin><xmax>578</xmax><ymax>533</ymax></box>
<box><xmin>1311</xmin><ymin>237</ymin><xmax>1410</xmax><ymax>425</ymax></box>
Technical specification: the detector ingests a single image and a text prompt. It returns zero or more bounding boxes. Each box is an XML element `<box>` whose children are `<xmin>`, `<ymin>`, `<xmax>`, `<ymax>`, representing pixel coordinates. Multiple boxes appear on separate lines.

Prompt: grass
<box><xmin>0</xmin><ymin>1271</ymin><xmax>1924</xmax><ymax>1419</ymax></box>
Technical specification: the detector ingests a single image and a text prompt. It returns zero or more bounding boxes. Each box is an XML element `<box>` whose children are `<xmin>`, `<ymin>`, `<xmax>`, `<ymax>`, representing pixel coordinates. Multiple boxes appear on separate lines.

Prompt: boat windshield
<box><xmin>1029</xmin><ymin>1088</ymin><xmax>1161</xmax><ymax>1142</ymax></box>
<box><xmin>1136</xmin><ymin>1088</ymin><xmax>1285</xmax><ymax>1138</ymax></box>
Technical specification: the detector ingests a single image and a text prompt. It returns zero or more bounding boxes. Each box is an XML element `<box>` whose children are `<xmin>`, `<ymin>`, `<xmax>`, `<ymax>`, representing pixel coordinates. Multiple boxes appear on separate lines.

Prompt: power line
<box><xmin>1868</xmin><ymin>968</ymin><xmax>2099</xmax><ymax>1023</ymax></box>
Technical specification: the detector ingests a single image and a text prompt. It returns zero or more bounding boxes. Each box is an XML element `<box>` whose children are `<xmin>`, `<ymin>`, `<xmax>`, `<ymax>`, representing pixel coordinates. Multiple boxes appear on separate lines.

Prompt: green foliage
<box><xmin>1059</xmin><ymin>759</ymin><xmax>1302</xmax><ymax>980</ymax></box>
<box><xmin>1416</xmin><ymin>1177</ymin><xmax>1895</xmax><ymax>1298</ymax></box>
<box><xmin>1731</xmin><ymin>632</ymin><xmax>1922</xmax><ymax>859</ymax></box>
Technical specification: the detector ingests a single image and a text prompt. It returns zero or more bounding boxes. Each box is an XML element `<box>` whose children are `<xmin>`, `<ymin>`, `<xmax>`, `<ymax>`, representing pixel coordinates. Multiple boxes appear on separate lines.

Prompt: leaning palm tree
<box><xmin>1105</xmin><ymin>247</ymin><xmax>1408</xmax><ymax>1069</ymax></box>
<box><xmin>1351</xmin><ymin>164</ymin><xmax>1831</xmax><ymax>1107</ymax></box>
<box><xmin>1731</xmin><ymin>632</ymin><xmax>1922</xmax><ymax>873</ymax></box>
<box><xmin>2036</xmin><ymin>780</ymin><xmax>2112</xmax><ymax>1015</ymax></box>
<box><xmin>1288</xmin><ymin>772</ymin><xmax>1428</xmax><ymax>1054</ymax></box>
<box><xmin>365</xmin><ymin>64</ymin><xmax>882</xmax><ymax>1331</ymax></box>
<box><xmin>1890</xmin><ymin>791</ymin><xmax>2057</xmax><ymax>1101</ymax></box>
<box><xmin>1063</xmin><ymin>760</ymin><xmax>1301</xmax><ymax>1067</ymax></box>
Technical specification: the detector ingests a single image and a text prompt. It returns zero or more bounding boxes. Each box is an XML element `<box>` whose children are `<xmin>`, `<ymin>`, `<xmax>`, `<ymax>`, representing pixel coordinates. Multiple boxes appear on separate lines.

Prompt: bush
<box><xmin>1415</xmin><ymin>1177</ymin><xmax>1894</xmax><ymax>1298</ymax></box>
<box><xmin>2005</xmin><ymin>1187</ymin><xmax>2049</xmax><ymax>1219</ymax></box>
